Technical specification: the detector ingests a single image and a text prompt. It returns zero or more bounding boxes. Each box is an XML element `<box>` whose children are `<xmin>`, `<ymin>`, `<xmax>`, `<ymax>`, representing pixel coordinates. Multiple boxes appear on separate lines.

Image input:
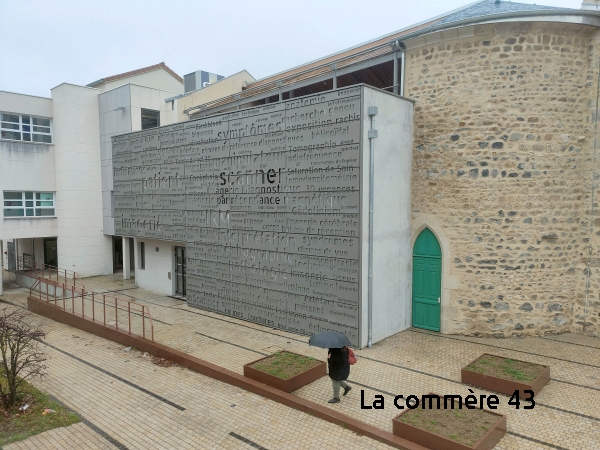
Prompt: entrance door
<box><xmin>412</xmin><ymin>228</ymin><xmax>441</xmax><ymax>331</ymax></box>
<box><xmin>44</xmin><ymin>238</ymin><xmax>58</xmax><ymax>268</ymax></box>
<box><xmin>175</xmin><ymin>247</ymin><xmax>186</xmax><ymax>296</ymax></box>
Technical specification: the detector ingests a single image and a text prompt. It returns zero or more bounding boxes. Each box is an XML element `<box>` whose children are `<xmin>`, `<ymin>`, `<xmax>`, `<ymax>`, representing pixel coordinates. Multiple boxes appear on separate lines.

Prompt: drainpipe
<box><xmin>367</xmin><ymin>106</ymin><xmax>378</xmax><ymax>349</ymax></box>
<box><xmin>393</xmin><ymin>50</ymin><xmax>399</xmax><ymax>95</ymax></box>
<box><xmin>400</xmin><ymin>50</ymin><xmax>405</xmax><ymax>96</ymax></box>
<box><xmin>391</xmin><ymin>40</ymin><xmax>406</xmax><ymax>96</ymax></box>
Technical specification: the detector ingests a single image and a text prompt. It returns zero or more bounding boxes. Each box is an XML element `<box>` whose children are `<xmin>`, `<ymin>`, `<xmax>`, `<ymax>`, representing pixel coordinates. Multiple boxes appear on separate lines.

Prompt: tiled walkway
<box><xmin>3</xmin><ymin>275</ymin><xmax>600</xmax><ymax>449</ymax></box>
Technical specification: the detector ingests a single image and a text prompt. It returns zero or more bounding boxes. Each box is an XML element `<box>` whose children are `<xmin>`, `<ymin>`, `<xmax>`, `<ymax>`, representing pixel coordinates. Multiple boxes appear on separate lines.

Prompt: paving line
<box><xmin>541</xmin><ymin>336</ymin><xmax>600</xmax><ymax>350</ymax></box>
<box><xmin>410</xmin><ymin>329</ymin><xmax>600</xmax><ymax>369</ymax></box>
<box><xmin>42</xmin><ymin>341</ymin><xmax>186</xmax><ymax>411</ymax></box>
<box><xmin>194</xmin><ymin>331</ymin><xmax>269</xmax><ymax>356</ymax></box>
<box><xmin>551</xmin><ymin>379</ymin><xmax>600</xmax><ymax>392</ymax></box>
<box><xmin>506</xmin><ymin>432</ymin><xmax>570</xmax><ymax>450</ymax></box>
<box><xmin>229</xmin><ymin>432</ymin><xmax>270</xmax><ymax>450</ymax></box>
<box><xmin>44</xmin><ymin>393</ymin><xmax>130</xmax><ymax>450</ymax></box>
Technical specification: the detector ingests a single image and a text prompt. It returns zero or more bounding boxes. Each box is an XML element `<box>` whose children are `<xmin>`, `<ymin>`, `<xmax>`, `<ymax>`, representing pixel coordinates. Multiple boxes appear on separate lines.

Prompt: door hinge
<box><xmin>438</xmin><ymin>297</ymin><xmax>441</xmax><ymax>304</ymax></box>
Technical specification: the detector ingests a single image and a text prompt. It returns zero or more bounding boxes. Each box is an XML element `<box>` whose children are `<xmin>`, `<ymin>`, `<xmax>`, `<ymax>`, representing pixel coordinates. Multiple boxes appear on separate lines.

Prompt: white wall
<box><xmin>99</xmin><ymin>69</ymin><xmax>183</xmax><ymax>95</ymax></box>
<box><xmin>0</xmin><ymin>91</ymin><xmax>53</xmax><ymax>117</ymax></box>
<box><xmin>134</xmin><ymin>238</ymin><xmax>178</xmax><ymax>296</ymax></box>
<box><xmin>359</xmin><ymin>87</ymin><xmax>414</xmax><ymax>348</ymax></box>
<box><xmin>51</xmin><ymin>83</ymin><xmax>112</xmax><ymax>276</ymax></box>
<box><xmin>0</xmin><ymin>141</ymin><xmax>58</xmax><ymax>240</ymax></box>
<box><xmin>99</xmin><ymin>85</ymin><xmax>132</xmax><ymax>236</ymax></box>
<box><xmin>0</xmin><ymin>91</ymin><xmax>57</xmax><ymax>241</ymax></box>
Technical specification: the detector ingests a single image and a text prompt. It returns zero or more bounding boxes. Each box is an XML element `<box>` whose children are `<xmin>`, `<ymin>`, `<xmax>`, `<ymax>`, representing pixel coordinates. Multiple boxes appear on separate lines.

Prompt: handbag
<box><xmin>346</xmin><ymin>346</ymin><xmax>357</xmax><ymax>365</ymax></box>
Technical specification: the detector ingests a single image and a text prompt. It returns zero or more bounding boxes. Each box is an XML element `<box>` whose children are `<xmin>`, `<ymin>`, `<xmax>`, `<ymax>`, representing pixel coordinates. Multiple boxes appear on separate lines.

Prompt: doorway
<box><xmin>174</xmin><ymin>246</ymin><xmax>186</xmax><ymax>297</ymax></box>
<box><xmin>412</xmin><ymin>228</ymin><xmax>441</xmax><ymax>331</ymax></box>
<box><xmin>113</xmin><ymin>237</ymin><xmax>134</xmax><ymax>273</ymax></box>
<box><xmin>43</xmin><ymin>238</ymin><xmax>58</xmax><ymax>268</ymax></box>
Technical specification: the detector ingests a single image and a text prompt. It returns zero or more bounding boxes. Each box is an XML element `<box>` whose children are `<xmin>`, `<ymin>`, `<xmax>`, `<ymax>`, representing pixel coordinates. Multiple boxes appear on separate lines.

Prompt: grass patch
<box><xmin>0</xmin><ymin>375</ymin><xmax>80</xmax><ymax>446</ymax></box>
<box><xmin>249</xmin><ymin>351</ymin><xmax>321</xmax><ymax>380</ymax></box>
<box><xmin>464</xmin><ymin>354</ymin><xmax>546</xmax><ymax>383</ymax></box>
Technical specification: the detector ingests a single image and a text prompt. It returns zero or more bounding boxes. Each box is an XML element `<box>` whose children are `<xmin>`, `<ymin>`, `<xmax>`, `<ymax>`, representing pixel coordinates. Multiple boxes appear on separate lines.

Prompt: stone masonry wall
<box><xmin>406</xmin><ymin>21</ymin><xmax>599</xmax><ymax>336</ymax></box>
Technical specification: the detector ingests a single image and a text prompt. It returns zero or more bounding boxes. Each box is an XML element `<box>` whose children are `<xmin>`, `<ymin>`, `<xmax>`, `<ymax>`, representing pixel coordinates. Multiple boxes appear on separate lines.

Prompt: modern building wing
<box><xmin>3</xmin><ymin>0</ymin><xmax>600</xmax><ymax>344</ymax></box>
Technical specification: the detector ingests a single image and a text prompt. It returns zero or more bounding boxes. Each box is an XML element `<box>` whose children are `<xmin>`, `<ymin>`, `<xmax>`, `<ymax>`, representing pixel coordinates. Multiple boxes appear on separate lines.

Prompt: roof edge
<box><xmin>393</xmin><ymin>8</ymin><xmax>600</xmax><ymax>46</ymax></box>
<box><xmin>87</xmin><ymin>62</ymin><xmax>183</xmax><ymax>87</ymax></box>
<box><xmin>247</xmin><ymin>0</ymin><xmax>486</xmax><ymax>87</ymax></box>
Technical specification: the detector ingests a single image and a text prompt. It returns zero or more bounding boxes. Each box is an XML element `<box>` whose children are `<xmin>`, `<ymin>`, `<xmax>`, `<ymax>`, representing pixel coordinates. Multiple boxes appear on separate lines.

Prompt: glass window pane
<box><xmin>35</xmin><ymin>208</ymin><xmax>55</xmax><ymax>216</ymax></box>
<box><xmin>22</xmin><ymin>125</ymin><xmax>30</xmax><ymax>131</ymax></box>
<box><xmin>32</xmin><ymin>134</ymin><xmax>51</xmax><ymax>143</ymax></box>
<box><xmin>4</xmin><ymin>192</ymin><xmax>22</xmax><ymax>200</ymax></box>
<box><xmin>32</xmin><ymin>117</ymin><xmax>50</xmax><ymax>127</ymax></box>
<box><xmin>36</xmin><ymin>193</ymin><xmax>53</xmax><ymax>200</ymax></box>
<box><xmin>25</xmin><ymin>192</ymin><xmax>33</xmax><ymax>199</ymax></box>
<box><xmin>32</xmin><ymin>126</ymin><xmax>50</xmax><ymax>133</ymax></box>
<box><xmin>4</xmin><ymin>209</ymin><xmax>24</xmax><ymax>217</ymax></box>
<box><xmin>36</xmin><ymin>201</ymin><xmax>53</xmax><ymax>207</ymax></box>
<box><xmin>4</xmin><ymin>201</ymin><xmax>22</xmax><ymax>207</ymax></box>
<box><xmin>25</xmin><ymin>201</ymin><xmax>33</xmax><ymax>207</ymax></box>
<box><xmin>141</xmin><ymin>109</ymin><xmax>160</xmax><ymax>130</ymax></box>
<box><xmin>0</xmin><ymin>113</ymin><xmax>19</xmax><ymax>123</ymax></box>
<box><xmin>25</xmin><ymin>209</ymin><xmax>34</xmax><ymax>216</ymax></box>
<box><xmin>1</xmin><ymin>122</ymin><xmax>20</xmax><ymax>130</ymax></box>
<box><xmin>23</xmin><ymin>133</ymin><xmax>31</xmax><ymax>141</ymax></box>
<box><xmin>1</xmin><ymin>130</ymin><xmax>21</xmax><ymax>140</ymax></box>
<box><xmin>22</xmin><ymin>116</ymin><xmax>30</xmax><ymax>124</ymax></box>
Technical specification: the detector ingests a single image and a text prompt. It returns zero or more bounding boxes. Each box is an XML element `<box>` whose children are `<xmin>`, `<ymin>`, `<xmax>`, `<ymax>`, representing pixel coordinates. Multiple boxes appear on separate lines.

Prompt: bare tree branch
<box><xmin>0</xmin><ymin>307</ymin><xmax>47</xmax><ymax>409</ymax></box>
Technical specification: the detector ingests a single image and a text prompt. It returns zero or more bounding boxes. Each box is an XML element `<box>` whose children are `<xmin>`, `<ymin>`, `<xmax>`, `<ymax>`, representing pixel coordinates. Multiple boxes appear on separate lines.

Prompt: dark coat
<box><xmin>328</xmin><ymin>347</ymin><xmax>350</xmax><ymax>381</ymax></box>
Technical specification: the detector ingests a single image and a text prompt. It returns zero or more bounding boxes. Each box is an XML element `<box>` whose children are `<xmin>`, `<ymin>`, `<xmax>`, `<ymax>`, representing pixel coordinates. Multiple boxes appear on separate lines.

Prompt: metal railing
<box><xmin>29</xmin><ymin>278</ymin><xmax>154</xmax><ymax>341</ymax></box>
<box><xmin>17</xmin><ymin>257</ymin><xmax>81</xmax><ymax>287</ymax></box>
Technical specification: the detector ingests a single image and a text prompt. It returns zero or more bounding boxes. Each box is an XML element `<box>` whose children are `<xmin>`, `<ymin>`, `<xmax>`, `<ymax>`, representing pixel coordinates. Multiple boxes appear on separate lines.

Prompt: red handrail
<box><xmin>17</xmin><ymin>257</ymin><xmax>82</xmax><ymax>287</ymax></box>
<box><xmin>29</xmin><ymin>278</ymin><xmax>154</xmax><ymax>341</ymax></box>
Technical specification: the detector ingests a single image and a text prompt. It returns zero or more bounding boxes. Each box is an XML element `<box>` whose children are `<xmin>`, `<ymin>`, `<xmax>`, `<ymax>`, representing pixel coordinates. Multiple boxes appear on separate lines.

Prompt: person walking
<box><xmin>327</xmin><ymin>347</ymin><xmax>352</xmax><ymax>403</ymax></box>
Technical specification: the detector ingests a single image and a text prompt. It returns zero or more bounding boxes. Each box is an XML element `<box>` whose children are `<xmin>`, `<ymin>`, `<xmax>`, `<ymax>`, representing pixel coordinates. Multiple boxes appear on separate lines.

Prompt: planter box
<box><xmin>461</xmin><ymin>353</ymin><xmax>550</xmax><ymax>399</ymax></box>
<box><xmin>243</xmin><ymin>351</ymin><xmax>326</xmax><ymax>393</ymax></box>
<box><xmin>392</xmin><ymin>393</ymin><xmax>507</xmax><ymax>450</ymax></box>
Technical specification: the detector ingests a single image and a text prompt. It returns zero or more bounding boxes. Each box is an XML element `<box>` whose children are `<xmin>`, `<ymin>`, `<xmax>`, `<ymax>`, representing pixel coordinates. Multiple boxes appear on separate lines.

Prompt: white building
<box><xmin>1</xmin><ymin>63</ymin><xmax>253</xmax><ymax>294</ymax></box>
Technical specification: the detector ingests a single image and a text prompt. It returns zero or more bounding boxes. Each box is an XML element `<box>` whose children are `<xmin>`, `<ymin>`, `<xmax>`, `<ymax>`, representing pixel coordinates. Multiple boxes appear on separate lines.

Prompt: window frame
<box><xmin>3</xmin><ymin>191</ymin><xmax>56</xmax><ymax>218</ymax></box>
<box><xmin>1</xmin><ymin>112</ymin><xmax>53</xmax><ymax>144</ymax></box>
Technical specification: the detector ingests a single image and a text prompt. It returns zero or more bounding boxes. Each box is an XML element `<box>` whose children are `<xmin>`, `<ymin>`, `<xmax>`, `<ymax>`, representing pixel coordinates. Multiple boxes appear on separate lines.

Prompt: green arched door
<box><xmin>412</xmin><ymin>228</ymin><xmax>441</xmax><ymax>331</ymax></box>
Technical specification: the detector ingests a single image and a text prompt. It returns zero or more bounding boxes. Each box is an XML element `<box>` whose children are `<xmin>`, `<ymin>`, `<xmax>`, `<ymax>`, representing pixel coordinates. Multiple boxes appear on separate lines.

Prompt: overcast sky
<box><xmin>0</xmin><ymin>0</ymin><xmax>585</xmax><ymax>97</ymax></box>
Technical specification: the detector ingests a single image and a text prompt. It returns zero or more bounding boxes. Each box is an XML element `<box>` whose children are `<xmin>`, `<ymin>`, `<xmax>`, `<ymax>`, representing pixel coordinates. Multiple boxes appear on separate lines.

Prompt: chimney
<box><xmin>581</xmin><ymin>0</ymin><xmax>600</xmax><ymax>10</ymax></box>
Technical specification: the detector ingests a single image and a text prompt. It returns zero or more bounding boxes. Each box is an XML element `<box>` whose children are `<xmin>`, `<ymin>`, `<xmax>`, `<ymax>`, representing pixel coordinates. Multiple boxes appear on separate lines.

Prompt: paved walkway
<box><xmin>3</xmin><ymin>275</ymin><xmax>600</xmax><ymax>449</ymax></box>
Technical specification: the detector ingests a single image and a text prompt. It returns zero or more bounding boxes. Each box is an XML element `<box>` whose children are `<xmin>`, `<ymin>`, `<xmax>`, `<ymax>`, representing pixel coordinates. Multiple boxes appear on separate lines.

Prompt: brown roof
<box><xmin>87</xmin><ymin>62</ymin><xmax>183</xmax><ymax>87</ymax></box>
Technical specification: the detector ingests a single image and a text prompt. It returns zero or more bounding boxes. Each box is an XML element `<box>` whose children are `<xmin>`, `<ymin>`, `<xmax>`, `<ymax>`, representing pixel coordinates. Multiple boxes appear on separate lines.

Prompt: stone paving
<box><xmin>3</xmin><ymin>274</ymin><xmax>600</xmax><ymax>449</ymax></box>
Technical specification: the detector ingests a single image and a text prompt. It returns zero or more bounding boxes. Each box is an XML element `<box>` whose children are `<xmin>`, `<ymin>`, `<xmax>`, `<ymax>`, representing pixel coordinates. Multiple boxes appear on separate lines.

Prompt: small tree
<box><xmin>0</xmin><ymin>307</ymin><xmax>47</xmax><ymax>409</ymax></box>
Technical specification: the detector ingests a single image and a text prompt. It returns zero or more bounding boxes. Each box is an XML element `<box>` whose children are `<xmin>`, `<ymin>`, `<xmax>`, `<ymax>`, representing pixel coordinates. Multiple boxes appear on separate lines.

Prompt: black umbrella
<box><xmin>308</xmin><ymin>331</ymin><xmax>351</xmax><ymax>349</ymax></box>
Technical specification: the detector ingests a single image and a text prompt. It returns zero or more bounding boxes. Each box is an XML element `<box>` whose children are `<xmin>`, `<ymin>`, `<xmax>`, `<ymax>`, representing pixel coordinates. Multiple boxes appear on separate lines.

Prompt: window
<box><xmin>139</xmin><ymin>242</ymin><xmax>145</xmax><ymax>269</ymax></box>
<box><xmin>141</xmin><ymin>109</ymin><xmax>160</xmax><ymax>130</ymax></box>
<box><xmin>3</xmin><ymin>192</ymin><xmax>55</xmax><ymax>217</ymax></box>
<box><xmin>1</xmin><ymin>113</ymin><xmax>52</xmax><ymax>143</ymax></box>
